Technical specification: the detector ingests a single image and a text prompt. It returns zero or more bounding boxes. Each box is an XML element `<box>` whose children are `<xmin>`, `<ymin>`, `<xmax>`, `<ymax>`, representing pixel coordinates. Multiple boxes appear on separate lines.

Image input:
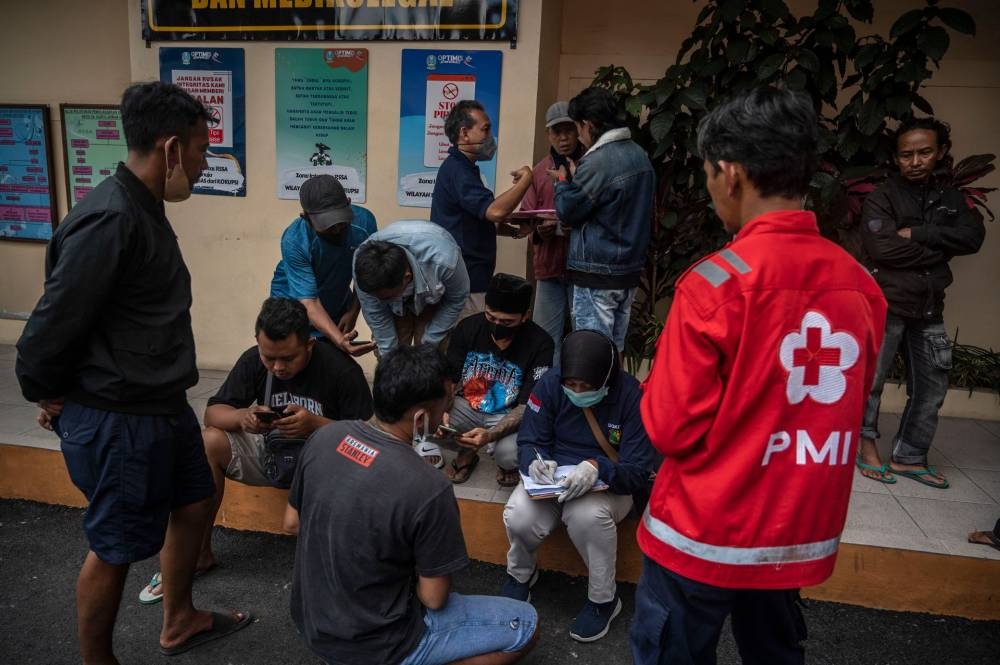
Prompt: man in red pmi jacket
<box><xmin>631</xmin><ymin>88</ymin><xmax>887</xmax><ymax>665</ymax></box>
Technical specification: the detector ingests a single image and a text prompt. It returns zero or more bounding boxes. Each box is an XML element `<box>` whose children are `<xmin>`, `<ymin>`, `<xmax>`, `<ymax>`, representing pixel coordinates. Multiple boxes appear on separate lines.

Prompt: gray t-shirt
<box><xmin>289</xmin><ymin>420</ymin><xmax>469</xmax><ymax>665</ymax></box>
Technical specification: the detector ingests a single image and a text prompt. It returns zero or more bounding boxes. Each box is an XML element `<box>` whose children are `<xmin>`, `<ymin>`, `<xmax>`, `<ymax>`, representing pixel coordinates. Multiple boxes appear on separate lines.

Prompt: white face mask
<box><xmin>163</xmin><ymin>139</ymin><xmax>192</xmax><ymax>202</ymax></box>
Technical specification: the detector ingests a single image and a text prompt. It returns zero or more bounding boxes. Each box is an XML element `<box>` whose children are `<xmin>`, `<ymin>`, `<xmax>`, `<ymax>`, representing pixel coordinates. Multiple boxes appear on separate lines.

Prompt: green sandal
<box><xmin>891</xmin><ymin>464</ymin><xmax>949</xmax><ymax>489</ymax></box>
<box><xmin>855</xmin><ymin>454</ymin><xmax>896</xmax><ymax>484</ymax></box>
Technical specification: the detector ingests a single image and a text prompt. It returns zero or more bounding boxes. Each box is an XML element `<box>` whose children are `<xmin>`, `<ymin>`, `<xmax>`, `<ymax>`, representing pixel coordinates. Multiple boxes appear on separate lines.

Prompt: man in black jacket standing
<box><xmin>16</xmin><ymin>82</ymin><xmax>250</xmax><ymax>662</ymax></box>
<box><xmin>856</xmin><ymin>118</ymin><xmax>985</xmax><ymax>489</ymax></box>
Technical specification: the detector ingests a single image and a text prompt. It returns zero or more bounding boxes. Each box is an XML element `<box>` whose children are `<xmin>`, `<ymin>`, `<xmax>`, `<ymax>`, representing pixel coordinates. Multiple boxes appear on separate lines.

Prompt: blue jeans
<box><xmin>861</xmin><ymin>314</ymin><xmax>952</xmax><ymax>465</ymax></box>
<box><xmin>399</xmin><ymin>593</ymin><xmax>536</xmax><ymax>665</ymax></box>
<box><xmin>571</xmin><ymin>286</ymin><xmax>637</xmax><ymax>351</ymax></box>
<box><xmin>532</xmin><ymin>278</ymin><xmax>572</xmax><ymax>367</ymax></box>
<box><xmin>630</xmin><ymin>556</ymin><xmax>806</xmax><ymax>665</ymax></box>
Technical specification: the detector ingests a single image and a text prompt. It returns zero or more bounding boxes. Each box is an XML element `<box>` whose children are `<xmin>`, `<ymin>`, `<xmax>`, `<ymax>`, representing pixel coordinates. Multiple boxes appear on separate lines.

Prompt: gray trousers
<box><xmin>503</xmin><ymin>484</ymin><xmax>633</xmax><ymax>603</ymax></box>
<box><xmin>446</xmin><ymin>396</ymin><xmax>518</xmax><ymax>471</ymax></box>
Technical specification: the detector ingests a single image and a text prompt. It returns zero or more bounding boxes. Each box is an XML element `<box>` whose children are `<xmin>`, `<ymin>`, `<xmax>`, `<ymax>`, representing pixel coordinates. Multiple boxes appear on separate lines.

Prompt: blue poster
<box><xmin>397</xmin><ymin>49</ymin><xmax>502</xmax><ymax>208</ymax></box>
<box><xmin>0</xmin><ymin>105</ymin><xmax>56</xmax><ymax>241</ymax></box>
<box><xmin>159</xmin><ymin>47</ymin><xmax>247</xmax><ymax>196</ymax></box>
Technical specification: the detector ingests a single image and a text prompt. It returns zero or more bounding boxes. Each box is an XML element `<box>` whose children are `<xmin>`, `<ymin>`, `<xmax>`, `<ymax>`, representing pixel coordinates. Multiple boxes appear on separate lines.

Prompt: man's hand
<box><xmin>337</xmin><ymin>308</ymin><xmax>360</xmax><ymax>335</ymax></box>
<box><xmin>274</xmin><ymin>403</ymin><xmax>319</xmax><ymax>439</ymax></box>
<box><xmin>242</xmin><ymin>406</ymin><xmax>274</xmax><ymax>435</ymax></box>
<box><xmin>546</xmin><ymin>165</ymin><xmax>567</xmax><ymax>184</ymax></box>
<box><xmin>536</xmin><ymin>220</ymin><xmax>559</xmax><ymax>239</ymax></box>
<box><xmin>511</xmin><ymin>166</ymin><xmax>532</xmax><ymax>185</ymax></box>
<box><xmin>38</xmin><ymin>397</ymin><xmax>64</xmax><ymax>418</ymax></box>
<box><xmin>455</xmin><ymin>427</ymin><xmax>492</xmax><ymax>450</ymax></box>
<box><xmin>897</xmin><ymin>227</ymin><xmax>912</xmax><ymax>239</ymax></box>
<box><xmin>528</xmin><ymin>458</ymin><xmax>558</xmax><ymax>485</ymax></box>
<box><xmin>37</xmin><ymin>410</ymin><xmax>54</xmax><ymax>431</ymax></box>
<box><xmin>336</xmin><ymin>331</ymin><xmax>376</xmax><ymax>357</ymax></box>
<box><xmin>558</xmin><ymin>459</ymin><xmax>599</xmax><ymax>503</ymax></box>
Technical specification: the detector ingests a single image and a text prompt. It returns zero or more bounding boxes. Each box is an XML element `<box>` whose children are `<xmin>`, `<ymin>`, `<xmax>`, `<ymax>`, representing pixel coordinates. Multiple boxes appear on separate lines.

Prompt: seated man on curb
<box><xmin>139</xmin><ymin>297</ymin><xmax>373</xmax><ymax>603</ymax></box>
<box><xmin>284</xmin><ymin>344</ymin><xmax>538</xmax><ymax>665</ymax></box>
<box><xmin>502</xmin><ymin>330</ymin><xmax>656</xmax><ymax>643</ymax></box>
<box><xmin>441</xmin><ymin>273</ymin><xmax>554</xmax><ymax>484</ymax></box>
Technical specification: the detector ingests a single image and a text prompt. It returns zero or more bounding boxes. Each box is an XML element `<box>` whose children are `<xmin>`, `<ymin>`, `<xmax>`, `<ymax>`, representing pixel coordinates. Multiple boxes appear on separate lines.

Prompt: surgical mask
<box><xmin>462</xmin><ymin>136</ymin><xmax>497</xmax><ymax>161</ymax></box>
<box><xmin>163</xmin><ymin>140</ymin><xmax>192</xmax><ymax>202</ymax></box>
<box><xmin>563</xmin><ymin>385</ymin><xmax>609</xmax><ymax>408</ymax></box>
<box><xmin>490</xmin><ymin>321</ymin><xmax>519</xmax><ymax>341</ymax></box>
<box><xmin>412</xmin><ymin>411</ymin><xmax>430</xmax><ymax>446</ymax></box>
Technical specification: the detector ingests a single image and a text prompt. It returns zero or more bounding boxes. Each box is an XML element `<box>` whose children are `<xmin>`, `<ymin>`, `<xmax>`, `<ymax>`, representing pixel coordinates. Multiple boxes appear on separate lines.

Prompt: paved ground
<box><xmin>1</xmin><ymin>500</ymin><xmax>996</xmax><ymax>665</ymax></box>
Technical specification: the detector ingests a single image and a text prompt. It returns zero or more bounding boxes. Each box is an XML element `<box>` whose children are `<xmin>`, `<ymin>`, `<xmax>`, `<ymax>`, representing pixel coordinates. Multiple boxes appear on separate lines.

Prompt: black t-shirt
<box><xmin>208</xmin><ymin>342</ymin><xmax>373</xmax><ymax>422</ymax></box>
<box><xmin>446</xmin><ymin>313</ymin><xmax>554</xmax><ymax>415</ymax></box>
<box><xmin>289</xmin><ymin>420</ymin><xmax>469</xmax><ymax>665</ymax></box>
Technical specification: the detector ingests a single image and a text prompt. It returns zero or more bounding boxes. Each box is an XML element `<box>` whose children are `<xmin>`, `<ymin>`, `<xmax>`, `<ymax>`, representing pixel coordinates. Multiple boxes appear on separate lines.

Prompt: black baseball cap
<box><xmin>299</xmin><ymin>175</ymin><xmax>353</xmax><ymax>231</ymax></box>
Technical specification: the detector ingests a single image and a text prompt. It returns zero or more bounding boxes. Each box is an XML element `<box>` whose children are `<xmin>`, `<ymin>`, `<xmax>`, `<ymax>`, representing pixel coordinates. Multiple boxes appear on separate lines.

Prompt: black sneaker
<box><xmin>569</xmin><ymin>596</ymin><xmax>623</xmax><ymax>642</ymax></box>
<box><xmin>500</xmin><ymin>569</ymin><xmax>539</xmax><ymax>602</ymax></box>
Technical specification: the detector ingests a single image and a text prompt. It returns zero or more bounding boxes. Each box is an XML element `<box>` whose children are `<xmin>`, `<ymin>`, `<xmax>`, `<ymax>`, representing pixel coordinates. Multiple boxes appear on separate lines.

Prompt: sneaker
<box><xmin>500</xmin><ymin>569</ymin><xmax>539</xmax><ymax>602</ymax></box>
<box><xmin>569</xmin><ymin>596</ymin><xmax>623</xmax><ymax>642</ymax></box>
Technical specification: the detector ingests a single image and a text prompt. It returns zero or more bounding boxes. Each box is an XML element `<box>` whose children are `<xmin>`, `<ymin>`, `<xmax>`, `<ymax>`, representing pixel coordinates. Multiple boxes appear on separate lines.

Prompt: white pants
<box><xmin>503</xmin><ymin>484</ymin><xmax>632</xmax><ymax>603</ymax></box>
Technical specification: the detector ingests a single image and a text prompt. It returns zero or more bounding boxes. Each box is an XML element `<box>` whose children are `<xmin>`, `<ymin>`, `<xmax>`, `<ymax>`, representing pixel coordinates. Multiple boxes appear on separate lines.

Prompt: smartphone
<box><xmin>438</xmin><ymin>424</ymin><xmax>459</xmax><ymax>437</ymax></box>
<box><xmin>349</xmin><ymin>339</ymin><xmax>372</xmax><ymax>346</ymax></box>
<box><xmin>255</xmin><ymin>409</ymin><xmax>286</xmax><ymax>423</ymax></box>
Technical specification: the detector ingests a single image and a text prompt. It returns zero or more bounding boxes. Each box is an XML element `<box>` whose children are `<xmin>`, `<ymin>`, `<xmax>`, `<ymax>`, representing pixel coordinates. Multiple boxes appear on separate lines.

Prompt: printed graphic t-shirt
<box><xmin>446</xmin><ymin>313</ymin><xmax>554</xmax><ymax>415</ymax></box>
<box><xmin>289</xmin><ymin>420</ymin><xmax>469</xmax><ymax>665</ymax></box>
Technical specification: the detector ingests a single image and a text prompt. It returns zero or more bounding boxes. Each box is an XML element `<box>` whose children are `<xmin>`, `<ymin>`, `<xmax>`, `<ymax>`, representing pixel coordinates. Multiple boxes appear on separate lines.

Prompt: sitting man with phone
<box><xmin>138</xmin><ymin>297</ymin><xmax>373</xmax><ymax>603</ymax></box>
<box><xmin>440</xmin><ymin>273</ymin><xmax>554</xmax><ymax>485</ymax></box>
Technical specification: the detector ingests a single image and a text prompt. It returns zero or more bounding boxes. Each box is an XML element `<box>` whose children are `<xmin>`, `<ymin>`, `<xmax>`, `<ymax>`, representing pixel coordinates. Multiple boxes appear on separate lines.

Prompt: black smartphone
<box><xmin>255</xmin><ymin>409</ymin><xmax>286</xmax><ymax>423</ymax></box>
<box><xmin>438</xmin><ymin>424</ymin><xmax>459</xmax><ymax>437</ymax></box>
<box><xmin>349</xmin><ymin>339</ymin><xmax>372</xmax><ymax>346</ymax></box>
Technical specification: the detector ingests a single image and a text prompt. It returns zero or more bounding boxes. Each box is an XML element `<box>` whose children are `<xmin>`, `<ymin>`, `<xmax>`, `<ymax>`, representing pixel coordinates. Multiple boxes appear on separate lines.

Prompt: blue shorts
<box><xmin>56</xmin><ymin>400</ymin><xmax>215</xmax><ymax>565</ymax></box>
<box><xmin>399</xmin><ymin>593</ymin><xmax>537</xmax><ymax>665</ymax></box>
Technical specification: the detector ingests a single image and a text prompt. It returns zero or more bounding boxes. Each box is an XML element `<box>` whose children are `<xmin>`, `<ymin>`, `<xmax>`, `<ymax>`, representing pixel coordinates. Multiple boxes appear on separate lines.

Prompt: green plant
<box><xmin>887</xmin><ymin>332</ymin><xmax>1000</xmax><ymax>395</ymax></box>
<box><xmin>591</xmin><ymin>0</ymin><xmax>993</xmax><ymax>371</ymax></box>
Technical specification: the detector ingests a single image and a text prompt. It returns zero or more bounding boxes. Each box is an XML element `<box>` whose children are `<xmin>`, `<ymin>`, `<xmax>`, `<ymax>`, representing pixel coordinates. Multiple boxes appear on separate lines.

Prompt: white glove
<box><xmin>558</xmin><ymin>461</ymin><xmax>599</xmax><ymax>503</ymax></box>
<box><xmin>528</xmin><ymin>459</ymin><xmax>558</xmax><ymax>485</ymax></box>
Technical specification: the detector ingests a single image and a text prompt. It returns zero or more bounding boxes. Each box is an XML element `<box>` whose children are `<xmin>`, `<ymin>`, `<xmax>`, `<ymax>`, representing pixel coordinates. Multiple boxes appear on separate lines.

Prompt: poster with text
<box><xmin>0</xmin><ymin>105</ymin><xmax>57</xmax><ymax>242</ymax></box>
<box><xmin>275</xmin><ymin>48</ymin><xmax>368</xmax><ymax>202</ymax></box>
<box><xmin>397</xmin><ymin>49</ymin><xmax>502</xmax><ymax>207</ymax></box>
<box><xmin>159</xmin><ymin>47</ymin><xmax>246</xmax><ymax>196</ymax></box>
<box><xmin>60</xmin><ymin>105</ymin><xmax>128</xmax><ymax>209</ymax></box>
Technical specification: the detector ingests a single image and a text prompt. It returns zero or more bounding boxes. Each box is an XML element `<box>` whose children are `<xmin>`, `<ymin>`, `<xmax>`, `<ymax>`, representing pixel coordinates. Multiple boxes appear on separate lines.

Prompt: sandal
<box><xmin>855</xmin><ymin>454</ymin><xmax>896</xmax><ymax>484</ymax></box>
<box><xmin>139</xmin><ymin>565</ymin><xmax>217</xmax><ymax>605</ymax></box>
<box><xmin>446</xmin><ymin>451</ymin><xmax>480</xmax><ymax>484</ymax></box>
<box><xmin>890</xmin><ymin>464</ymin><xmax>949</xmax><ymax>489</ymax></box>
<box><xmin>496</xmin><ymin>467</ymin><xmax>520</xmax><ymax>488</ymax></box>
<box><xmin>414</xmin><ymin>439</ymin><xmax>444</xmax><ymax>469</ymax></box>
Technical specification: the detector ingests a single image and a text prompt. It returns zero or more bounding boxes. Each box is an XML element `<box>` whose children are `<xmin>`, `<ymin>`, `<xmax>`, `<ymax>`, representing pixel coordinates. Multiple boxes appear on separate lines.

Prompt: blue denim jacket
<box><xmin>354</xmin><ymin>220</ymin><xmax>470</xmax><ymax>355</ymax></box>
<box><xmin>554</xmin><ymin>128</ymin><xmax>654</xmax><ymax>277</ymax></box>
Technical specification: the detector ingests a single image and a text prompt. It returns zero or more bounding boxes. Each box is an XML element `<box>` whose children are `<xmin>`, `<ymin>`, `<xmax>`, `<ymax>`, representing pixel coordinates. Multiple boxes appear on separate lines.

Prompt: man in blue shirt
<box><xmin>271</xmin><ymin>175</ymin><xmax>377</xmax><ymax>357</ymax></box>
<box><xmin>430</xmin><ymin>100</ymin><xmax>533</xmax><ymax>316</ymax></box>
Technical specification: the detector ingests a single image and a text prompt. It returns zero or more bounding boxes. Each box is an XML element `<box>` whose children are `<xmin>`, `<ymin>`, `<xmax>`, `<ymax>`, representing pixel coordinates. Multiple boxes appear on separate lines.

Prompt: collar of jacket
<box><xmin>115</xmin><ymin>162</ymin><xmax>167</xmax><ymax>222</ymax></box>
<box><xmin>582</xmin><ymin>126</ymin><xmax>632</xmax><ymax>158</ymax></box>
<box><xmin>734</xmin><ymin>209</ymin><xmax>819</xmax><ymax>241</ymax></box>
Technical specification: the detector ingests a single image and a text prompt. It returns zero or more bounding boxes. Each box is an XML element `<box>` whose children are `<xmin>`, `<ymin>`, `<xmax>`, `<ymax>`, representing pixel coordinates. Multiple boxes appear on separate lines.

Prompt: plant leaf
<box><xmin>649</xmin><ymin>111</ymin><xmax>676</xmax><ymax>143</ymax></box>
<box><xmin>890</xmin><ymin>9</ymin><xmax>924</xmax><ymax>39</ymax></box>
<box><xmin>913</xmin><ymin>93</ymin><xmax>934</xmax><ymax>114</ymax></box>
<box><xmin>797</xmin><ymin>48</ymin><xmax>821</xmax><ymax>73</ymax></box>
<box><xmin>937</xmin><ymin>8</ymin><xmax>976</xmax><ymax>36</ymax></box>
<box><xmin>755</xmin><ymin>53</ymin><xmax>786</xmax><ymax>79</ymax></box>
<box><xmin>918</xmin><ymin>26</ymin><xmax>950</xmax><ymax>63</ymax></box>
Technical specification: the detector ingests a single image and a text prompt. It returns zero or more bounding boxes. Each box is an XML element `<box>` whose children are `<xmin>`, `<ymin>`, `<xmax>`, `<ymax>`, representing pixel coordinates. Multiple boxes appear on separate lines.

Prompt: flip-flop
<box><xmin>138</xmin><ymin>565</ymin><xmax>218</xmax><ymax>605</ymax></box>
<box><xmin>415</xmin><ymin>440</ymin><xmax>445</xmax><ymax>469</ymax></box>
<box><xmin>891</xmin><ymin>464</ymin><xmax>950</xmax><ymax>489</ymax></box>
<box><xmin>447</xmin><ymin>452</ymin><xmax>480</xmax><ymax>484</ymax></box>
<box><xmin>855</xmin><ymin>454</ymin><xmax>896</xmax><ymax>484</ymax></box>
<box><xmin>159</xmin><ymin>610</ymin><xmax>252</xmax><ymax>656</ymax></box>
<box><xmin>496</xmin><ymin>467</ymin><xmax>520</xmax><ymax>488</ymax></box>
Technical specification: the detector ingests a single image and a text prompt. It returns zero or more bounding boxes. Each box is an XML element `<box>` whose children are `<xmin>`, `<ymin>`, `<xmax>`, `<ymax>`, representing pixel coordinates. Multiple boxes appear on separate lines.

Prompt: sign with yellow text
<box><xmin>142</xmin><ymin>0</ymin><xmax>517</xmax><ymax>41</ymax></box>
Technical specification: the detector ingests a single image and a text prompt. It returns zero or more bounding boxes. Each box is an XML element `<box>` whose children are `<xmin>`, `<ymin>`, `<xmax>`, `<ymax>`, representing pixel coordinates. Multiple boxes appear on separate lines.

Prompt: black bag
<box><xmin>262</xmin><ymin>435</ymin><xmax>304</xmax><ymax>489</ymax></box>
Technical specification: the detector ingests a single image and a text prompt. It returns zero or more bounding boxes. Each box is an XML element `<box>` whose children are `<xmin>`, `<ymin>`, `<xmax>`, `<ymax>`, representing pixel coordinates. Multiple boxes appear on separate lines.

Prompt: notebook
<box><xmin>520</xmin><ymin>465</ymin><xmax>609</xmax><ymax>500</ymax></box>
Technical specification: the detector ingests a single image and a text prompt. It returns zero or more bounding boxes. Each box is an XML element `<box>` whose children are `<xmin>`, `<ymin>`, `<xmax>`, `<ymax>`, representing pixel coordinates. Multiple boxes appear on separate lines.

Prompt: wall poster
<box><xmin>59</xmin><ymin>105</ymin><xmax>128</xmax><ymax>210</ymax></box>
<box><xmin>159</xmin><ymin>47</ymin><xmax>247</xmax><ymax>197</ymax></box>
<box><xmin>0</xmin><ymin>104</ymin><xmax>57</xmax><ymax>242</ymax></box>
<box><xmin>275</xmin><ymin>48</ymin><xmax>369</xmax><ymax>202</ymax></box>
<box><xmin>397</xmin><ymin>49</ymin><xmax>502</xmax><ymax>208</ymax></box>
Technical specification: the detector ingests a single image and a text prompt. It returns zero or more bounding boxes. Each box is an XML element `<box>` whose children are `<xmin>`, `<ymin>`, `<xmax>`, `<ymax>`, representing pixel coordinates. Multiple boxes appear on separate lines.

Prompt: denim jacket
<box><xmin>354</xmin><ymin>220</ymin><xmax>470</xmax><ymax>355</ymax></box>
<box><xmin>554</xmin><ymin>127</ymin><xmax>654</xmax><ymax>277</ymax></box>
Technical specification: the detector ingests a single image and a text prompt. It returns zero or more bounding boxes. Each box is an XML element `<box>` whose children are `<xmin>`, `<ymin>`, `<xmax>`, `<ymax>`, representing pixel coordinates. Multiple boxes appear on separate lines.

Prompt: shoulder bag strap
<box><xmin>581</xmin><ymin>407</ymin><xmax>619</xmax><ymax>463</ymax></box>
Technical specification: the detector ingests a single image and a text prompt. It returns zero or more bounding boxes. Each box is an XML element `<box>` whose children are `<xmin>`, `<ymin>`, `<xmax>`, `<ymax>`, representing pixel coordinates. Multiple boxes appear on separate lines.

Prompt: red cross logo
<box><xmin>792</xmin><ymin>327</ymin><xmax>842</xmax><ymax>386</ymax></box>
<box><xmin>779</xmin><ymin>311</ymin><xmax>860</xmax><ymax>405</ymax></box>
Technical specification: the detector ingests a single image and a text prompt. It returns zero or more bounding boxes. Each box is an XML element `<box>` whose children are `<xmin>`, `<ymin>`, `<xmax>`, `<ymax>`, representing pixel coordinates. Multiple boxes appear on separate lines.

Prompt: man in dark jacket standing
<box><xmin>548</xmin><ymin>87</ymin><xmax>654</xmax><ymax>352</ymax></box>
<box><xmin>16</xmin><ymin>82</ymin><xmax>251</xmax><ymax>662</ymax></box>
<box><xmin>856</xmin><ymin>118</ymin><xmax>985</xmax><ymax>489</ymax></box>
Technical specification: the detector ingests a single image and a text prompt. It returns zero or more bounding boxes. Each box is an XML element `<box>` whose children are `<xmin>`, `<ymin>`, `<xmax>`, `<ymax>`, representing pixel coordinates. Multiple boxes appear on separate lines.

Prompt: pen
<box><xmin>534</xmin><ymin>449</ymin><xmax>546</xmax><ymax>466</ymax></box>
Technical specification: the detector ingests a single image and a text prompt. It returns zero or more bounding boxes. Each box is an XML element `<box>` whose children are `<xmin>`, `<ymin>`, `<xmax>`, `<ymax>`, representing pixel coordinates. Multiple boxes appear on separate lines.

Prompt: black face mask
<box><xmin>490</xmin><ymin>321</ymin><xmax>519</xmax><ymax>341</ymax></box>
<box><xmin>317</xmin><ymin>227</ymin><xmax>348</xmax><ymax>246</ymax></box>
